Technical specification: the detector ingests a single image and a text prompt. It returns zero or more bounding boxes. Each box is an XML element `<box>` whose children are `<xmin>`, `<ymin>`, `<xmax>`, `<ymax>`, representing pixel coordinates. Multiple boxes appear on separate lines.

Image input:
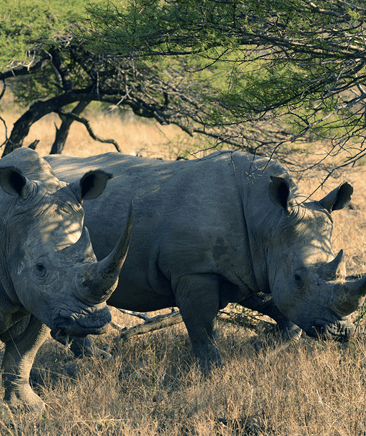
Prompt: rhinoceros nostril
<box><xmin>59</xmin><ymin>309</ymin><xmax>68</xmax><ymax>318</ymax></box>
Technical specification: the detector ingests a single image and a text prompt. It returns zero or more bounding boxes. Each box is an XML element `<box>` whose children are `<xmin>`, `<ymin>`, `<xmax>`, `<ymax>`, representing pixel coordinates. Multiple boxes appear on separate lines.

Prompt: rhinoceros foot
<box><xmin>4</xmin><ymin>379</ymin><xmax>45</xmax><ymax>414</ymax></box>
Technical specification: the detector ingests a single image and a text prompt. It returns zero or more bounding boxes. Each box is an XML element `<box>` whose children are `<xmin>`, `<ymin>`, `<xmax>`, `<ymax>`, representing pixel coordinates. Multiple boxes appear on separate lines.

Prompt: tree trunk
<box><xmin>50</xmin><ymin>101</ymin><xmax>90</xmax><ymax>154</ymax></box>
<box><xmin>1</xmin><ymin>90</ymin><xmax>120</xmax><ymax>157</ymax></box>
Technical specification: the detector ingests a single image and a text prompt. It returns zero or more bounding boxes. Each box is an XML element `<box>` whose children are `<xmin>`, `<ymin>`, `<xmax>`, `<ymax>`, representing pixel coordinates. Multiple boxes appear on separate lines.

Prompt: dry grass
<box><xmin>4</xmin><ymin>320</ymin><xmax>366</xmax><ymax>435</ymax></box>
<box><xmin>1</xmin><ymin>107</ymin><xmax>366</xmax><ymax>434</ymax></box>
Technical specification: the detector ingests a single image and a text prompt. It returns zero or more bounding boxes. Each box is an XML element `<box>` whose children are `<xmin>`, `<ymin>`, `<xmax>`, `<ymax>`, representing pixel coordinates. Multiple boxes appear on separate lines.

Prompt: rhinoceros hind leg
<box><xmin>175</xmin><ymin>274</ymin><xmax>221</xmax><ymax>372</ymax></box>
<box><xmin>1</xmin><ymin>315</ymin><xmax>50</xmax><ymax>412</ymax></box>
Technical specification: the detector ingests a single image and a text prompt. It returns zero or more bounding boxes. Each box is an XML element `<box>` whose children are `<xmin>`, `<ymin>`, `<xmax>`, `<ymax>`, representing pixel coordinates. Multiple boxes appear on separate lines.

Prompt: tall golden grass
<box><xmin>1</xmin><ymin>107</ymin><xmax>366</xmax><ymax>435</ymax></box>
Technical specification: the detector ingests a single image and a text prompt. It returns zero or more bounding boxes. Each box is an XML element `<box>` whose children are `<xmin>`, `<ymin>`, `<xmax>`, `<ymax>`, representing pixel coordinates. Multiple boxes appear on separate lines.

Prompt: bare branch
<box><xmin>0</xmin><ymin>79</ymin><xmax>5</xmax><ymax>101</ymax></box>
<box><xmin>51</xmin><ymin>101</ymin><xmax>90</xmax><ymax>154</ymax></box>
<box><xmin>55</xmin><ymin>109</ymin><xmax>122</xmax><ymax>152</ymax></box>
<box><xmin>117</xmin><ymin>308</ymin><xmax>152</xmax><ymax>322</ymax></box>
<box><xmin>0</xmin><ymin>57</ymin><xmax>49</xmax><ymax>81</ymax></box>
<box><xmin>109</xmin><ymin>308</ymin><xmax>273</xmax><ymax>347</ymax></box>
<box><xmin>111</xmin><ymin>311</ymin><xmax>183</xmax><ymax>345</ymax></box>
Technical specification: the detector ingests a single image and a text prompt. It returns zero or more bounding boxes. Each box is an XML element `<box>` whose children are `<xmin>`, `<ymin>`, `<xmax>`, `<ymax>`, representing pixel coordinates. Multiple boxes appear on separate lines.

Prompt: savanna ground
<box><xmin>1</xmin><ymin>103</ymin><xmax>366</xmax><ymax>435</ymax></box>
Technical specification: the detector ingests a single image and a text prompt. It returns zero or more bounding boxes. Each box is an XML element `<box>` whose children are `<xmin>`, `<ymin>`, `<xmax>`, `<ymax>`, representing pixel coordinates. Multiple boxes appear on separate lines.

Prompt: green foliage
<box><xmin>2</xmin><ymin>0</ymin><xmax>366</xmax><ymax>167</ymax></box>
<box><xmin>84</xmin><ymin>0</ymin><xmax>242</xmax><ymax>55</ymax></box>
<box><xmin>0</xmin><ymin>0</ymin><xmax>89</xmax><ymax>69</ymax></box>
<box><xmin>84</xmin><ymin>0</ymin><xmax>366</xmax><ymax>58</ymax></box>
<box><xmin>10</xmin><ymin>63</ymin><xmax>60</xmax><ymax>105</ymax></box>
<box><xmin>81</xmin><ymin>0</ymin><xmax>366</xmax><ymax>153</ymax></box>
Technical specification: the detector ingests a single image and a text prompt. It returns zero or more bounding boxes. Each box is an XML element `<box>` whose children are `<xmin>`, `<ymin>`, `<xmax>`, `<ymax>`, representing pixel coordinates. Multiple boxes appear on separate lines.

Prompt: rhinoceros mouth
<box><xmin>51</xmin><ymin>305</ymin><xmax>112</xmax><ymax>337</ymax></box>
<box><xmin>308</xmin><ymin>318</ymin><xmax>355</xmax><ymax>342</ymax></box>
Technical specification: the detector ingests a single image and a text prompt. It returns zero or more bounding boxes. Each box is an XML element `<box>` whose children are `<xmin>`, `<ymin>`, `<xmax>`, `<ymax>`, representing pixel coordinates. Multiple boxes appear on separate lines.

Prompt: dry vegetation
<box><xmin>0</xmin><ymin>104</ymin><xmax>195</xmax><ymax>160</ymax></box>
<box><xmin>1</xmin><ymin>106</ymin><xmax>366</xmax><ymax>435</ymax></box>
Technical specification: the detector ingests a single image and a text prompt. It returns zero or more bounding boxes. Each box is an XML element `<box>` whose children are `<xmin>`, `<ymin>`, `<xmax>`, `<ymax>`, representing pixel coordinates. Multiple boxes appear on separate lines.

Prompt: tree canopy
<box><xmin>81</xmin><ymin>0</ymin><xmax>366</xmax><ymax>172</ymax></box>
<box><xmin>1</xmin><ymin>0</ymin><xmax>366</xmax><ymax>174</ymax></box>
<box><xmin>1</xmin><ymin>1</ymin><xmax>214</xmax><ymax>155</ymax></box>
<box><xmin>0</xmin><ymin>0</ymin><xmax>86</xmax><ymax>69</ymax></box>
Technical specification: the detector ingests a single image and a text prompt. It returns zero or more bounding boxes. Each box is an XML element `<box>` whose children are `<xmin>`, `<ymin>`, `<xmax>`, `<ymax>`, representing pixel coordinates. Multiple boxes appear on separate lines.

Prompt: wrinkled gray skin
<box><xmin>0</xmin><ymin>148</ymin><xmax>133</xmax><ymax>411</ymax></box>
<box><xmin>45</xmin><ymin>150</ymin><xmax>365</xmax><ymax>370</ymax></box>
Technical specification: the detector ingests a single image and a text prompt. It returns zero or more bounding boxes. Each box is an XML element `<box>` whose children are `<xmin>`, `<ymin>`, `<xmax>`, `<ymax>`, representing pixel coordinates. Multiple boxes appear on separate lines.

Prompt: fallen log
<box><xmin>109</xmin><ymin>307</ymin><xmax>275</xmax><ymax>347</ymax></box>
<box><xmin>112</xmin><ymin>310</ymin><xmax>183</xmax><ymax>345</ymax></box>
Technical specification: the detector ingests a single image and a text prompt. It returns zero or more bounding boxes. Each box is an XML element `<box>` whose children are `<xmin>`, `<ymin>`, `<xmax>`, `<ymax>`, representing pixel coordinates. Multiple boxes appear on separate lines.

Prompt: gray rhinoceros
<box><xmin>0</xmin><ymin>148</ymin><xmax>133</xmax><ymax>411</ymax></box>
<box><xmin>45</xmin><ymin>150</ymin><xmax>365</xmax><ymax>370</ymax></box>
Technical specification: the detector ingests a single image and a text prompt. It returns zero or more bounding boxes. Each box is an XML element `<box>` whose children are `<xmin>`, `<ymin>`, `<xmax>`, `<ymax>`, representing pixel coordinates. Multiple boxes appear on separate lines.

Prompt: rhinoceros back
<box><xmin>44</xmin><ymin>151</ymin><xmax>293</xmax><ymax>311</ymax></box>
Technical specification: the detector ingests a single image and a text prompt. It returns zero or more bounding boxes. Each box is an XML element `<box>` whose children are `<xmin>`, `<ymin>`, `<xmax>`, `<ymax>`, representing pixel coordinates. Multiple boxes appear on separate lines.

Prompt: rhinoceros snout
<box><xmin>311</xmin><ymin>318</ymin><xmax>355</xmax><ymax>342</ymax></box>
<box><xmin>51</xmin><ymin>304</ymin><xmax>112</xmax><ymax>337</ymax></box>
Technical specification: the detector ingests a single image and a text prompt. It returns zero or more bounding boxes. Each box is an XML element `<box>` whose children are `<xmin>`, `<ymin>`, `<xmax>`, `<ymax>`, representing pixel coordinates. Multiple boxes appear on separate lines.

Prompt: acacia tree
<box><xmin>0</xmin><ymin>47</ymin><xmax>184</xmax><ymax>155</ymax></box>
<box><xmin>0</xmin><ymin>0</ymin><xmax>323</xmax><ymax>165</ymax></box>
<box><xmin>2</xmin><ymin>1</ymin><xmax>250</xmax><ymax>157</ymax></box>
<box><xmin>79</xmin><ymin>0</ymin><xmax>366</xmax><ymax>174</ymax></box>
<box><xmin>0</xmin><ymin>2</ymin><xmax>211</xmax><ymax>157</ymax></box>
<box><xmin>3</xmin><ymin>0</ymin><xmax>366</xmax><ymax>173</ymax></box>
<box><xmin>0</xmin><ymin>0</ymin><xmax>90</xmax><ymax>154</ymax></box>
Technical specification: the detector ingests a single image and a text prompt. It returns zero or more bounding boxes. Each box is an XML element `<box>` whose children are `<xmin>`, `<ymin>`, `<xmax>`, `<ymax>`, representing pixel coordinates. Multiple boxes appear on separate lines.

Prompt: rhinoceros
<box><xmin>0</xmin><ymin>148</ymin><xmax>133</xmax><ymax>411</ymax></box>
<box><xmin>45</xmin><ymin>150</ymin><xmax>365</xmax><ymax>370</ymax></box>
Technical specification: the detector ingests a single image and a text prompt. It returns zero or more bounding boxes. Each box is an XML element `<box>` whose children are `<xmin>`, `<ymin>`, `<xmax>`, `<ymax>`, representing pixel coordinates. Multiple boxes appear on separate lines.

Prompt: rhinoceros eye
<box><xmin>36</xmin><ymin>263</ymin><xmax>47</xmax><ymax>277</ymax></box>
<box><xmin>294</xmin><ymin>273</ymin><xmax>302</xmax><ymax>283</ymax></box>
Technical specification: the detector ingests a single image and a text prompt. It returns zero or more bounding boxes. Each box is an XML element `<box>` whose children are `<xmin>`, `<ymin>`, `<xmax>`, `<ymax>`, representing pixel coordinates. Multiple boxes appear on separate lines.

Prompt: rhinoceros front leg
<box><xmin>1</xmin><ymin>314</ymin><xmax>50</xmax><ymax>412</ymax></box>
<box><xmin>175</xmin><ymin>274</ymin><xmax>221</xmax><ymax>372</ymax></box>
<box><xmin>239</xmin><ymin>293</ymin><xmax>302</xmax><ymax>341</ymax></box>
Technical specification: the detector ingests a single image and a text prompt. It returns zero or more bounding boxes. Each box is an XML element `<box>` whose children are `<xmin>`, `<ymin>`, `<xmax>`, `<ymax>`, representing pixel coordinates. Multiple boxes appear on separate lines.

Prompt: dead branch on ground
<box><xmin>108</xmin><ymin>307</ymin><xmax>275</xmax><ymax>349</ymax></box>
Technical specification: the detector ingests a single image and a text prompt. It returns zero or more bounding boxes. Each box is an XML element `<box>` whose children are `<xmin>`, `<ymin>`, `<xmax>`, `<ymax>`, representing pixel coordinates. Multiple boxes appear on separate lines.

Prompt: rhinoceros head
<box><xmin>267</xmin><ymin>175</ymin><xmax>360</xmax><ymax>341</ymax></box>
<box><xmin>0</xmin><ymin>148</ymin><xmax>132</xmax><ymax>337</ymax></box>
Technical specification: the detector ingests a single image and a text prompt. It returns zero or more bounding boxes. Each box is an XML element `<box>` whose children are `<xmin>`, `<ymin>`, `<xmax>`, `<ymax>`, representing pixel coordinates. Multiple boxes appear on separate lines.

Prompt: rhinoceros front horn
<box><xmin>332</xmin><ymin>275</ymin><xmax>366</xmax><ymax>316</ymax></box>
<box><xmin>317</xmin><ymin>250</ymin><xmax>346</xmax><ymax>280</ymax></box>
<box><xmin>78</xmin><ymin>205</ymin><xmax>134</xmax><ymax>304</ymax></box>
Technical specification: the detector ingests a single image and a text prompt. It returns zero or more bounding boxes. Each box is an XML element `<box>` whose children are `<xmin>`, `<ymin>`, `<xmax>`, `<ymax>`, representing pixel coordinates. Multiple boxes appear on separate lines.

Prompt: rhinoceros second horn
<box><xmin>317</xmin><ymin>250</ymin><xmax>346</xmax><ymax>280</ymax></box>
<box><xmin>332</xmin><ymin>275</ymin><xmax>366</xmax><ymax>316</ymax></box>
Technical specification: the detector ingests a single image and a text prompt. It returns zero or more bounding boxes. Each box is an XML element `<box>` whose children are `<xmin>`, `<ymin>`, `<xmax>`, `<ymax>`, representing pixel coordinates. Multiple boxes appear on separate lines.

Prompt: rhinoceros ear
<box><xmin>70</xmin><ymin>170</ymin><xmax>112</xmax><ymax>201</ymax></box>
<box><xmin>0</xmin><ymin>166</ymin><xmax>32</xmax><ymax>198</ymax></box>
<box><xmin>269</xmin><ymin>176</ymin><xmax>295</xmax><ymax>213</ymax></box>
<box><xmin>319</xmin><ymin>182</ymin><xmax>353</xmax><ymax>213</ymax></box>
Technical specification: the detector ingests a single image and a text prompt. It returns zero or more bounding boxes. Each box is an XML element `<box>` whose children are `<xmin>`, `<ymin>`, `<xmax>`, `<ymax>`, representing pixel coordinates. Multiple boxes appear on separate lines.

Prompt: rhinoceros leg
<box><xmin>1</xmin><ymin>315</ymin><xmax>50</xmax><ymax>412</ymax></box>
<box><xmin>175</xmin><ymin>274</ymin><xmax>221</xmax><ymax>372</ymax></box>
<box><xmin>239</xmin><ymin>293</ymin><xmax>302</xmax><ymax>341</ymax></box>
